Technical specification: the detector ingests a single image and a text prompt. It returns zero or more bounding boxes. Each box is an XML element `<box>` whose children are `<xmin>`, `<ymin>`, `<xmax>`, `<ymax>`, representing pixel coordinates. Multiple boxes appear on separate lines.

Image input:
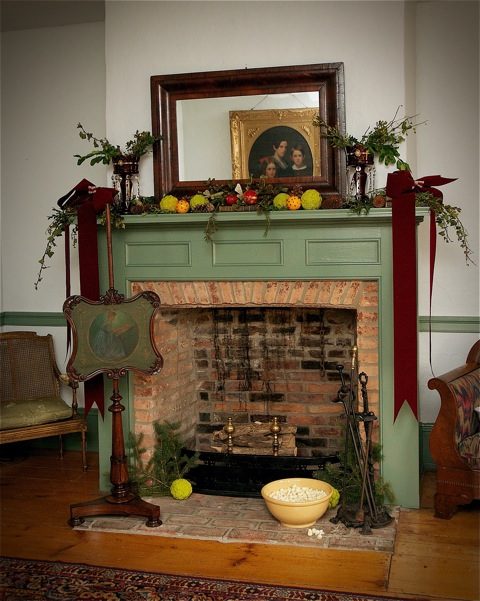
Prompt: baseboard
<box><xmin>418</xmin><ymin>316</ymin><xmax>480</xmax><ymax>333</ymax></box>
<box><xmin>419</xmin><ymin>422</ymin><xmax>436</xmax><ymax>472</ymax></box>
<box><xmin>0</xmin><ymin>312</ymin><xmax>66</xmax><ymax>327</ymax></box>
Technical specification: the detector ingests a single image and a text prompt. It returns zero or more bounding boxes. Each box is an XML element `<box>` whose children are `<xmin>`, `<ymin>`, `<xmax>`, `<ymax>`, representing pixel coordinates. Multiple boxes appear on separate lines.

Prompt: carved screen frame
<box><xmin>64</xmin><ymin>289</ymin><xmax>163</xmax><ymax>381</ymax></box>
<box><xmin>151</xmin><ymin>62</ymin><xmax>346</xmax><ymax>199</ymax></box>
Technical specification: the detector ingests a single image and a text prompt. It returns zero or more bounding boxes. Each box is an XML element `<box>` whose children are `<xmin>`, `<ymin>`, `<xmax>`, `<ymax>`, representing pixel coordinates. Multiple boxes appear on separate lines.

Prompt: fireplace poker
<box><xmin>333</xmin><ymin>363</ymin><xmax>350</xmax><ymax>495</ymax></box>
<box><xmin>355</xmin><ymin>411</ymin><xmax>376</xmax><ymax>531</ymax></box>
<box><xmin>359</xmin><ymin>372</ymin><xmax>376</xmax><ymax>493</ymax></box>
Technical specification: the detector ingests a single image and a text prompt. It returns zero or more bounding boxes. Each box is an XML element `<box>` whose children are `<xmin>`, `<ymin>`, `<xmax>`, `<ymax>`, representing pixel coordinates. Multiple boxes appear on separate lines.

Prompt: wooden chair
<box><xmin>428</xmin><ymin>340</ymin><xmax>480</xmax><ymax>518</ymax></box>
<box><xmin>0</xmin><ymin>331</ymin><xmax>87</xmax><ymax>470</ymax></box>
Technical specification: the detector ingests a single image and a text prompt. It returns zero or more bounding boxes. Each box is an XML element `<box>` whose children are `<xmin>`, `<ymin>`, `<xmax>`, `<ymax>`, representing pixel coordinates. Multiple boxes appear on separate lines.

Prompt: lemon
<box><xmin>159</xmin><ymin>194</ymin><xmax>178</xmax><ymax>213</ymax></box>
<box><xmin>190</xmin><ymin>194</ymin><xmax>208</xmax><ymax>209</ymax></box>
<box><xmin>273</xmin><ymin>192</ymin><xmax>289</xmax><ymax>210</ymax></box>
<box><xmin>329</xmin><ymin>487</ymin><xmax>340</xmax><ymax>508</ymax></box>
<box><xmin>301</xmin><ymin>189</ymin><xmax>322</xmax><ymax>210</ymax></box>
<box><xmin>170</xmin><ymin>478</ymin><xmax>193</xmax><ymax>500</ymax></box>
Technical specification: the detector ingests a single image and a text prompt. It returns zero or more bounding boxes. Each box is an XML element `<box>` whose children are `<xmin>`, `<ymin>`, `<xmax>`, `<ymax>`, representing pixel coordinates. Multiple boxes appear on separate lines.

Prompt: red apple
<box><xmin>225</xmin><ymin>193</ymin><xmax>238</xmax><ymax>206</ymax></box>
<box><xmin>243</xmin><ymin>189</ymin><xmax>258</xmax><ymax>205</ymax></box>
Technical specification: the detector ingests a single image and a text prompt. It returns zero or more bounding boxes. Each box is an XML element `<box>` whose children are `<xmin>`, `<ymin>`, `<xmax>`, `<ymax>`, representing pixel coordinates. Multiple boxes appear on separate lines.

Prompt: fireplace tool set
<box><xmin>330</xmin><ymin>347</ymin><xmax>393</xmax><ymax>534</ymax></box>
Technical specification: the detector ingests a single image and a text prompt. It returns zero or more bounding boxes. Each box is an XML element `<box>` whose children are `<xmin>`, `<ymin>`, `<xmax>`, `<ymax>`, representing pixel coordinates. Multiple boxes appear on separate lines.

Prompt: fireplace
<box><xmin>97</xmin><ymin>209</ymin><xmax>427</xmax><ymax>506</ymax></box>
<box><xmin>131</xmin><ymin>279</ymin><xmax>378</xmax><ymax>461</ymax></box>
<box><xmin>129</xmin><ymin>280</ymin><xmax>377</xmax><ymax>495</ymax></box>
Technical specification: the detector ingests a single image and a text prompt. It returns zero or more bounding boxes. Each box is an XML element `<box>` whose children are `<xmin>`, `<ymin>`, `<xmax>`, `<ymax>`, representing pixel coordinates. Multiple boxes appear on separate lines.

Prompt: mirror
<box><xmin>151</xmin><ymin>63</ymin><xmax>346</xmax><ymax>199</ymax></box>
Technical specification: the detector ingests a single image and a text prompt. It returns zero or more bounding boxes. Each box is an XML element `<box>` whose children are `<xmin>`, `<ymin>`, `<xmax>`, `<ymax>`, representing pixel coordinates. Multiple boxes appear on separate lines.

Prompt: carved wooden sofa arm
<box><xmin>428</xmin><ymin>340</ymin><xmax>480</xmax><ymax>519</ymax></box>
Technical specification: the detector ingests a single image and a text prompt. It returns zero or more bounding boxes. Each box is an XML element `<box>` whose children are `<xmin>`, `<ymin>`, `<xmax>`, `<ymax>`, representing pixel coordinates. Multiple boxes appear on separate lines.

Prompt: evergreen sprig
<box><xmin>313</xmin><ymin>443</ymin><xmax>394</xmax><ymax>506</ymax></box>
<box><xmin>127</xmin><ymin>421</ymin><xmax>198</xmax><ymax>497</ymax></box>
<box><xmin>75</xmin><ymin>123</ymin><xmax>159</xmax><ymax>166</ymax></box>
<box><xmin>314</xmin><ymin>106</ymin><xmax>426</xmax><ymax>170</ymax></box>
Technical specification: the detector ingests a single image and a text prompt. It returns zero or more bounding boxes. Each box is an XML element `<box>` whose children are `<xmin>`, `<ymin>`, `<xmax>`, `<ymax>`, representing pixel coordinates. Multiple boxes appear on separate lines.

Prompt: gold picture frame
<box><xmin>229</xmin><ymin>108</ymin><xmax>320</xmax><ymax>180</ymax></box>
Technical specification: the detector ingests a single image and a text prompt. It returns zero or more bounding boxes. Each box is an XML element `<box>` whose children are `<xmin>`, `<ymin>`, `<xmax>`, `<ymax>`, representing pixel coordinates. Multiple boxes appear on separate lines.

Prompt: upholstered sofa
<box><xmin>428</xmin><ymin>340</ymin><xmax>480</xmax><ymax>518</ymax></box>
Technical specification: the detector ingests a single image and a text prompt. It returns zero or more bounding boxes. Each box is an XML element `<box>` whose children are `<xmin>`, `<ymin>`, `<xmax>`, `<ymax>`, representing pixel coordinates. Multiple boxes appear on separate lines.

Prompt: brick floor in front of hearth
<box><xmin>75</xmin><ymin>493</ymin><xmax>399</xmax><ymax>552</ymax></box>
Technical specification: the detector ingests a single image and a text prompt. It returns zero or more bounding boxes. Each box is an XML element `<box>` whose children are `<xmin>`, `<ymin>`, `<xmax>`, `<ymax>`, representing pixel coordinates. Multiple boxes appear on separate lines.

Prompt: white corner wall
<box><xmin>1</xmin><ymin>21</ymin><xmax>107</xmax><ymax>314</ymax></box>
<box><xmin>415</xmin><ymin>1</ymin><xmax>479</xmax><ymax>421</ymax></box>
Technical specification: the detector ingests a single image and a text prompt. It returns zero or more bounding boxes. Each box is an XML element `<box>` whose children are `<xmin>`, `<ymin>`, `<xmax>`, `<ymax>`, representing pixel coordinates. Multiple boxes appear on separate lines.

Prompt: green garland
<box><xmin>34</xmin><ymin>208</ymin><xmax>77</xmax><ymax>290</ymax></box>
<box><xmin>345</xmin><ymin>190</ymin><xmax>474</xmax><ymax>265</ymax></box>
<box><xmin>35</xmin><ymin>178</ymin><xmax>473</xmax><ymax>290</ymax></box>
<box><xmin>415</xmin><ymin>191</ymin><xmax>474</xmax><ymax>265</ymax></box>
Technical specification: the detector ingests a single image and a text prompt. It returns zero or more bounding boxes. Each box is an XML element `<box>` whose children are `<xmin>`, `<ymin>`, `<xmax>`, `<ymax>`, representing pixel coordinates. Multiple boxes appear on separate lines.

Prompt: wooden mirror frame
<box><xmin>150</xmin><ymin>63</ymin><xmax>346</xmax><ymax>199</ymax></box>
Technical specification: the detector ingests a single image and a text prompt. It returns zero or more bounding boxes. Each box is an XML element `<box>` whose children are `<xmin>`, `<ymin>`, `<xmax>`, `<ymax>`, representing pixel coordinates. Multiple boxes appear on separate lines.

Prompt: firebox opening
<box><xmin>134</xmin><ymin>305</ymin><xmax>359</xmax><ymax>495</ymax></box>
<box><xmin>197</xmin><ymin>307</ymin><xmax>356</xmax><ymax>458</ymax></box>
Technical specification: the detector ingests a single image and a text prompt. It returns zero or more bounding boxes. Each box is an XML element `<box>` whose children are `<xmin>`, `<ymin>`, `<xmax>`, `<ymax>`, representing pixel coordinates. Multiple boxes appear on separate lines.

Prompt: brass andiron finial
<box><xmin>224</xmin><ymin>417</ymin><xmax>235</xmax><ymax>454</ymax></box>
<box><xmin>270</xmin><ymin>417</ymin><xmax>281</xmax><ymax>456</ymax></box>
<box><xmin>351</xmin><ymin>345</ymin><xmax>358</xmax><ymax>370</ymax></box>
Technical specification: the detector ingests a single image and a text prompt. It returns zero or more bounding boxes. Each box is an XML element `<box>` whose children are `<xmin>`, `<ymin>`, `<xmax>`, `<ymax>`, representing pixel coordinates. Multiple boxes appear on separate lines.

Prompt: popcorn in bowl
<box><xmin>261</xmin><ymin>477</ymin><xmax>333</xmax><ymax>528</ymax></box>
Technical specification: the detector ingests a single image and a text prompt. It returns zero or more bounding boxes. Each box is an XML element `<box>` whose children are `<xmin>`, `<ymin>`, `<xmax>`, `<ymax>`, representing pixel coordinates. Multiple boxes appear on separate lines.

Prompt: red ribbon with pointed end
<box><xmin>59</xmin><ymin>182</ymin><xmax>118</xmax><ymax>417</ymax></box>
<box><xmin>77</xmin><ymin>187</ymin><xmax>118</xmax><ymax>417</ymax></box>
<box><xmin>386</xmin><ymin>171</ymin><xmax>456</xmax><ymax>421</ymax></box>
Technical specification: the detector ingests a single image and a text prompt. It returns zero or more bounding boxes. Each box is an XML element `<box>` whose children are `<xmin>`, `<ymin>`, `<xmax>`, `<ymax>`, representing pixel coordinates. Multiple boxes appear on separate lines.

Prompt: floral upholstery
<box><xmin>458</xmin><ymin>433</ymin><xmax>480</xmax><ymax>468</ymax></box>
<box><xmin>451</xmin><ymin>369</ymin><xmax>480</xmax><ymax>467</ymax></box>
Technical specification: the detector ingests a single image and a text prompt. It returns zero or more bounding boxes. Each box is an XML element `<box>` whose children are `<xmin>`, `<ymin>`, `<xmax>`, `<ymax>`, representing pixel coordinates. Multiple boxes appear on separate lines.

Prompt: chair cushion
<box><xmin>458</xmin><ymin>432</ymin><xmax>480</xmax><ymax>469</ymax></box>
<box><xmin>0</xmin><ymin>397</ymin><xmax>72</xmax><ymax>430</ymax></box>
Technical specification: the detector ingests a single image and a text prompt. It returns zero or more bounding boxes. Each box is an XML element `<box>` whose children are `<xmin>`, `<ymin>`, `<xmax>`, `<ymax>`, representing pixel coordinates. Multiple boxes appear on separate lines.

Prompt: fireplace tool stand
<box><xmin>331</xmin><ymin>349</ymin><xmax>393</xmax><ymax>533</ymax></box>
<box><xmin>65</xmin><ymin>203</ymin><xmax>164</xmax><ymax>528</ymax></box>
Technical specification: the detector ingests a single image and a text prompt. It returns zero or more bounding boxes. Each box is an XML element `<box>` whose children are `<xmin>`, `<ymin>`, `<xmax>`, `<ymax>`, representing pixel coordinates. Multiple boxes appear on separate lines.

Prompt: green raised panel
<box><xmin>306</xmin><ymin>239</ymin><xmax>380</xmax><ymax>265</ymax></box>
<box><xmin>213</xmin><ymin>240</ymin><xmax>283</xmax><ymax>266</ymax></box>
<box><xmin>126</xmin><ymin>241</ymin><xmax>191</xmax><ymax>267</ymax></box>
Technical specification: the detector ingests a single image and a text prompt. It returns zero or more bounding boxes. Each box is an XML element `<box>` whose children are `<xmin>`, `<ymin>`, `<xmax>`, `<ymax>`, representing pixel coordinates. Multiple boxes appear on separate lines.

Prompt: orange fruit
<box><xmin>176</xmin><ymin>199</ymin><xmax>190</xmax><ymax>213</ymax></box>
<box><xmin>286</xmin><ymin>195</ymin><xmax>301</xmax><ymax>210</ymax></box>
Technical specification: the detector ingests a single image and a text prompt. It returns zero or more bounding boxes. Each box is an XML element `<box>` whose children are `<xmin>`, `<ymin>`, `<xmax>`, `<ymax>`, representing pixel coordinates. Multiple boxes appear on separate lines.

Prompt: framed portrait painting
<box><xmin>229</xmin><ymin>108</ymin><xmax>320</xmax><ymax>180</ymax></box>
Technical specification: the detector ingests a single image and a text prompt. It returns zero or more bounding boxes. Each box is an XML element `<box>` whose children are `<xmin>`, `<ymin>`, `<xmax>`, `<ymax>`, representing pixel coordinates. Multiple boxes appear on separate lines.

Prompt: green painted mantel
<box><xmin>97</xmin><ymin>207</ymin><xmax>429</xmax><ymax>508</ymax></box>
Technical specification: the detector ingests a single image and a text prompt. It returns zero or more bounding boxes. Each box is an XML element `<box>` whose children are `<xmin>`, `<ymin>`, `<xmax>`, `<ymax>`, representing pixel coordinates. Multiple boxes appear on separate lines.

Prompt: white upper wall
<box><xmin>105</xmin><ymin>0</ymin><xmax>407</xmax><ymax>196</ymax></box>
<box><xmin>1</xmin><ymin>1</ymin><xmax>478</xmax><ymax>420</ymax></box>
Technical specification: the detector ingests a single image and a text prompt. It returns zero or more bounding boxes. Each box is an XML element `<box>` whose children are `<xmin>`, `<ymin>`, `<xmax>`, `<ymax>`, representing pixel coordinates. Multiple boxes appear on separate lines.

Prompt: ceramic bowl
<box><xmin>261</xmin><ymin>477</ymin><xmax>333</xmax><ymax>528</ymax></box>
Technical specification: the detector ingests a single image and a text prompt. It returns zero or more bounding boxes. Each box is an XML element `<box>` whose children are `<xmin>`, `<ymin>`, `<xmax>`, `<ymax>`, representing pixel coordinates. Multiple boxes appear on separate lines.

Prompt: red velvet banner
<box><xmin>76</xmin><ymin>188</ymin><xmax>118</xmax><ymax>417</ymax></box>
<box><xmin>386</xmin><ymin>171</ymin><xmax>456</xmax><ymax>421</ymax></box>
<box><xmin>59</xmin><ymin>182</ymin><xmax>118</xmax><ymax>417</ymax></box>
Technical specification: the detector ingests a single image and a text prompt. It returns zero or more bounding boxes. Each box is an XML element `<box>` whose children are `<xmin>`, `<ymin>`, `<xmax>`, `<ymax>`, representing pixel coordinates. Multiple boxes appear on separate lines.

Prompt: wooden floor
<box><xmin>0</xmin><ymin>449</ymin><xmax>478</xmax><ymax>601</ymax></box>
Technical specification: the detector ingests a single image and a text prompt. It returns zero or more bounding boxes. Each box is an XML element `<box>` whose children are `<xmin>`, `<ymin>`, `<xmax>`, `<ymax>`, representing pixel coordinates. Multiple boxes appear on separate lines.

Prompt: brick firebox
<box><xmin>130</xmin><ymin>279</ymin><xmax>379</xmax><ymax>460</ymax></box>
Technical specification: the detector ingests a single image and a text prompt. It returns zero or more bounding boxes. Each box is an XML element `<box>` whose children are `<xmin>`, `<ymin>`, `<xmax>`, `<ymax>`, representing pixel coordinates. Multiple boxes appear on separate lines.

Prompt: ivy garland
<box><xmin>345</xmin><ymin>190</ymin><xmax>474</xmax><ymax>266</ymax></box>
<box><xmin>34</xmin><ymin>208</ymin><xmax>78</xmax><ymax>290</ymax></box>
<box><xmin>34</xmin><ymin>179</ymin><xmax>474</xmax><ymax>290</ymax></box>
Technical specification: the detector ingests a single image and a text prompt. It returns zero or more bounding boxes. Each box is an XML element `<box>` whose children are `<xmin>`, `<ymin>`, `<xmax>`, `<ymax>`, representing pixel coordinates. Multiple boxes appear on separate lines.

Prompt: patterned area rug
<box><xmin>0</xmin><ymin>557</ymin><xmax>409</xmax><ymax>600</ymax></box>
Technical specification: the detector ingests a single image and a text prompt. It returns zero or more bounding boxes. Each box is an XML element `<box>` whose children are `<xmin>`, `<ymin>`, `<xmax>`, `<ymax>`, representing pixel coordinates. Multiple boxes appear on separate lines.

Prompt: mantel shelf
<box><xmin>121</xmin><ymin>207</ymin><xmax>429</xmax><ymax>228</ymax></box>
